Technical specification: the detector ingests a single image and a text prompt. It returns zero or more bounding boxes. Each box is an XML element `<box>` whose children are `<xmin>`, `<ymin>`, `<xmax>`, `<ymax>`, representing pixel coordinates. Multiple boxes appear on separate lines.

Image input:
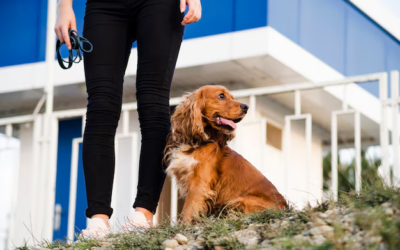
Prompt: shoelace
<box><xmin>56</xmin><ymin>29</ymin><xmax>93</xmax><ymax>70</ymax></box>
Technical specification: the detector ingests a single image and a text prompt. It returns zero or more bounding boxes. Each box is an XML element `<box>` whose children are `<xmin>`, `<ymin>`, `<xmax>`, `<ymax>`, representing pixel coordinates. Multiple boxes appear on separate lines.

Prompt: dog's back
<box><xmin>214</xmin><ymin>146</ymin><xmax>287</xmax><ymax>212</ymax></box>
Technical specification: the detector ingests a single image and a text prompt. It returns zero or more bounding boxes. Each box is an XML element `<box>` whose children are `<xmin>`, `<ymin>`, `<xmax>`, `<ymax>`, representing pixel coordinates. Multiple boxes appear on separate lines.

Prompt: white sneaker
<box><xmin>120</xmin><ymin>211</ymin><xmax>152</xmax><ymax>233</ymax></box>
<box><xmin>79</xmin><ymin>217</ymin><xmax>111</xmax><ymax>240</ymax></box>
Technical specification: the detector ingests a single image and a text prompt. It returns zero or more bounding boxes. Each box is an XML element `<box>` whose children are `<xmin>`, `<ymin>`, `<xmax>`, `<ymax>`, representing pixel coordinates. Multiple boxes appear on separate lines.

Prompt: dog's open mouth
<box><xmin>214</xmin><ymin>116</ymin><xmax>242</xmax><ymax>129</ymax></box>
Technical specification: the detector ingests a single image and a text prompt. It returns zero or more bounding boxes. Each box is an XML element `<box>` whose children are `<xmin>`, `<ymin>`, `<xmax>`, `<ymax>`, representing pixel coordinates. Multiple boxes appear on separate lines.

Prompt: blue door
<box><xmin>53</xmin><ymin>118</ymin><xmax>87</xmax><ymax>241</ymax></box>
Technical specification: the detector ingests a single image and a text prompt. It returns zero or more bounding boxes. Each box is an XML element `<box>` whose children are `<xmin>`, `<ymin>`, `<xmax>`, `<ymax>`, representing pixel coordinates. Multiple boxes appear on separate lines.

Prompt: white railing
<box><xmin>391</xmin><ymin>71</ymin><xmax>400</xmax><ymax>187</ymax></box>
<box><xmin>284</xmin><ymin>114</ymin><xmax>312</xmax><ymax>201</ymax></box>
<box><xmin>1</xmin><ymin>71</ymin><xmax>400</xmax><ymax>242</ymax></box>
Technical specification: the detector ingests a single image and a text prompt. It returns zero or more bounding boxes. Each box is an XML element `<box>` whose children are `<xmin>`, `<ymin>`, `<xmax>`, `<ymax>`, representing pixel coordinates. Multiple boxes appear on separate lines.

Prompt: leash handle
<box><xmin>56</xmin><ymin>29</ymin><xmax>93</xmax><ymax>70</ymax></box>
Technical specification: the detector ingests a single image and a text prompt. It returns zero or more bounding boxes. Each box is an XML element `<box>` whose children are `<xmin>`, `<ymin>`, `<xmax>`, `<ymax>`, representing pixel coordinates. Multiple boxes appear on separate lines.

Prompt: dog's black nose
<box><xmin>240</xmin><ymin>103</ymin><xmax>249</xmax><ymax>113</ymax></box>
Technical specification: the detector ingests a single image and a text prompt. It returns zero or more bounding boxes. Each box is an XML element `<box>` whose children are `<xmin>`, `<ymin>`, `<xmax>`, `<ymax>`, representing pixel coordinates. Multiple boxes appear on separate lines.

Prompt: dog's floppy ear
<box><xmin>172</xmin><ymin>89</ymin><xmax>207</xmax><ymax>145</ymax></box>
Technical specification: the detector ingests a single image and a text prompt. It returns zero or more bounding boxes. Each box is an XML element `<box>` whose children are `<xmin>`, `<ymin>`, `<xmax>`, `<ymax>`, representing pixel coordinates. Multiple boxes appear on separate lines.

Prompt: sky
<box><xmin>379</xmin><ymin>0</ymin><xmax>400</xmax><ymax>17</ymax></box>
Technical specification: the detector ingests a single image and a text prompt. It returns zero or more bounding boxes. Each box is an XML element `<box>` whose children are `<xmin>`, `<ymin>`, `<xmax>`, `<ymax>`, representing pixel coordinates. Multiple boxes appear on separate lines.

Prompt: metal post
<box><xmin>81</xmin><ymin>116</ymin><xmax>86</xmax><ymax>135</ymax></box>
<box><xmin>295</xmin><ymin>90</ymin><xmax>301</xmax><ymax>115</ymax></box>
<box><xmin>47</xmin><ymin>117</ymin><xmax>59</xmax><ymax>241</ymax></box>
<box><xmin>331</xmin><ymin>113</ymin><xmax>338</xmax><ymax>201</ymax></box>
<box><xmin>38</xmin><ymin>0</ymin><xmax>57</xmax><ymax>239</ymax></box>
<box><xmin>6</xmin><ymin>127</ymin><xmax>22</xmax><ymax>249</ymax></box>
<box><xmin>30</xmin><ymin>115</ymin><xmax>43</xmax><ymax>242</ymax></box>
<box><xmin>44</xmin><ymin>0</ymin><xmax>57</xmax><ymax>124</ymax></box>
<box><xmin>284</xmin><ymin>114</ymin><xmax>312</xmax><ymax>201</ymax></box>
<box><xmin>284</xmin><ymin>117</ymin><xmax>291</xmax><ymax>198</ymax></box>
<box><xmin>67</xmin><ymin>138</ymin><xmax>83</xmax><ymax>242</ymax></box>
<box><xmin>305</xmin><ymin>115</ymin><xmax>312</xmax><ymax>201</ymax></box>
<box><xmin>170</xmin><ymin>177</ymin><xmax>178</xmax><ymax>225</ymax></box>
<box><xmin>131</xmin><ymin>132</ymin><xmax>139</xmax><ymax>203</ymax></box>
<box><xmin>342</xmin><ymin>84</ymin><xmax>348</xmax><ymax>111</ymax></box>
<box><xmin>110</xmin><ymin>136</ymin><xmax>120</xmax><ymax>222</ymax></box>
<box><xmin>123</xmin><ymin>110</ymin><xmax>129</xmax><ymax>135</ymax></box>
<box><xmin>5</xmin><ymin>124</ymin><xmax>12</xmax><ymax>138</ymax></box>
<box><xmin>354</xmin><ymin>111</ymin><xmax>361</xmax><ymax>193</ymax></box>
<box><xmin>392</xmin><ymin>71</ymin><xmax>400</xmax><ymax>187</ymax></box>
<box><xmin>331</xmin><ymin>110</ymin><xmax>362</xmax><ymax>198</ymax></box>
<box><xmin>82</xmin><ymin>115</ymin><xmax>88</xmax><ymax>229</ymax></box>
<box><xmin>38</xmin><ymin>126</ymin><xmax>48</xmax><ymax>237</ymax></box>
<box><xmin>33</xmin><ymin>94</ymin><xmax>47</xmax><ymax>117</ymax></box>
<box><xmin>260</xmin><ymin>119</ymin><xmax>267</xmax><ymax>174</ymax></box>
<box><xmin>249</xmin><ymin>95</ymin><xmax>256</xmax><ymax>120</ymax></box>
<box><xmin>379</xmin><ymin>73</ymin><xmax>390</xmax><ymax>186</ymax></box>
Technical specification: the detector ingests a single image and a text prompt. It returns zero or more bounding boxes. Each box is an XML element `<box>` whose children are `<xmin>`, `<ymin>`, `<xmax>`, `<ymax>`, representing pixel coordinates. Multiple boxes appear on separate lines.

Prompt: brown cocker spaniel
<box><xmin>165</xmin><ymin>85</ymin><xmax>287</xmax><ymax>223</ymax></box>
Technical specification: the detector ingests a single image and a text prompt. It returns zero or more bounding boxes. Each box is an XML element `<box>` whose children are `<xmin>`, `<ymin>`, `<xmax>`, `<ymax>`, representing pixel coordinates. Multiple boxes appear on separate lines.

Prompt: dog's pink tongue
<box><xmin>220</xmin><ymin>117</ymin><xmax>237</xmax><ymax>129</ymax></box>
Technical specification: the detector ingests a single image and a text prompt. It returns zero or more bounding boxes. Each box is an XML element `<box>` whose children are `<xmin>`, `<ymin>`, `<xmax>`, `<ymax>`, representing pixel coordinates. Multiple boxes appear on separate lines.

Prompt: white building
<box><xmin>1</xmin><ymin>0</ymin><xmax>400</xmax><ymax>248</ymax></box>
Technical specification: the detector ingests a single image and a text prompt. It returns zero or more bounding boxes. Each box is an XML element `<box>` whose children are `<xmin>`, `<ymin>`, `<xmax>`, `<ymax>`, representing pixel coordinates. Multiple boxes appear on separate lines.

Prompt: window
<box><xmin>266</xmin><ymin>122</ymin><xmax>282</xmax><ymax>150</ymax></box>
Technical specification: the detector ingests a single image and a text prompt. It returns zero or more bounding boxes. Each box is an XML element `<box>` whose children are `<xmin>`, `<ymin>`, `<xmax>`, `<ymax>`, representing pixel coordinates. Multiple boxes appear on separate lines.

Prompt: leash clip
<box><xmin>56</xmin><ymin>29</ymin><xmax>93</xmax><ymax>70</ymax></box>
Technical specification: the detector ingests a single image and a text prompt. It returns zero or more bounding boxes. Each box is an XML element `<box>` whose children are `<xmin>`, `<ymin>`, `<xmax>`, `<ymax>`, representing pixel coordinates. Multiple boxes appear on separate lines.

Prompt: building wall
<box><xmin>269</xmin><ymin>0</ymin><xmax>400</xmax><ymax>96</ymax></box>
<box><xmin>0</xmin><ymin>0</ymin><xmax>48</xmax><ymax>67</ymax></box>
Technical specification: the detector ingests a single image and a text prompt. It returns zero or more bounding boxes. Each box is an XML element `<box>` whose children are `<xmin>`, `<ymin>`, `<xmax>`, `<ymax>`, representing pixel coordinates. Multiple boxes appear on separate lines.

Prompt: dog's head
<box><xmin>171</xmin><ymin>85</ymin><xmax>248</xmax><ymax>146</ymax></box>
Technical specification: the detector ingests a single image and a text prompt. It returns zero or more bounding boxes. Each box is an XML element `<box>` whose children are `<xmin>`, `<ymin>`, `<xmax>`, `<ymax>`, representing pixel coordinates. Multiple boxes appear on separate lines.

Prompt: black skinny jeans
<box><xmin>82</xmin><ymin>0</ymin><xmax>184</xmax><ymax>218</ymax></box>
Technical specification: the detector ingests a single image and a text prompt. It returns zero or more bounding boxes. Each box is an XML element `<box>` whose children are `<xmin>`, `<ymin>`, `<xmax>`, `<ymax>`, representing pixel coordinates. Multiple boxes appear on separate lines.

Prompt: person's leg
<box><xmin>82</xmin><ymin>0</ymin><xmax>134</xmax><ymax>225</ymax></box>
<box><xmin>131</xmin><ymin>0</ymin><xmax>184</xmax><ymax>222</ymax></box>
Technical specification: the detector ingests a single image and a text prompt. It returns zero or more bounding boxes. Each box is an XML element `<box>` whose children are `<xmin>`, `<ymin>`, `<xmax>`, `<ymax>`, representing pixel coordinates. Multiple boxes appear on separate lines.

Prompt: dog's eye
<box><xmin>218</xmin><ymin>93</ymin><xmax>225</xmax><ymax>99</ymax></box>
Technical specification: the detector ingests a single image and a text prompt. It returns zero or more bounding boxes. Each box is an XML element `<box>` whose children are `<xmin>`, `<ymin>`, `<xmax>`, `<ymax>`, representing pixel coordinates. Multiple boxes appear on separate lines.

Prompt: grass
<box><xmin>16</xmin><ymin>182</ymin><xmax>400</xmax><ymax>250</ymax></box>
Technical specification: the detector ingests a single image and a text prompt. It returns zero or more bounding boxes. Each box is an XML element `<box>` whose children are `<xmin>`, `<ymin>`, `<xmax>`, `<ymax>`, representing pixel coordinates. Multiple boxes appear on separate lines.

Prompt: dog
<box><xmin>165</xmin><ymin>85</ymin><xmax>287</xmax><ymax>223</ymax></box>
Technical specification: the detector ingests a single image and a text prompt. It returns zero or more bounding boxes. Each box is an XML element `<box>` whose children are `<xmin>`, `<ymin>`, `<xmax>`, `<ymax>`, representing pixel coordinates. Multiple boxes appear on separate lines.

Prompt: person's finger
<box><xmin>180</xmin><ymin>0</ymin><xmax>186</xmax><ymax>13</ymax></box>
<box><xmin>188</xmin><ymin>10</ymin><xmax>199</xmax><ymax>23</ymax></box>
<box><xmin>55</xmin><ymin>28</ymin><xmax>64</xmax><ymax>44</ymax></box>
<box><xmin>61</xmin><ymin>26</ymin><xmax>71</xmax><ymax>50</ymax></box>
<box><xmin>185</xmin><ymin>3</ymin><xmax>199</xmax><ymax>24</ymax></box>
<box><xmin>182</xmin><ymin>1</ymin><xmax>195</xmax><ymax>25</ymax></box>
<box><xmin>183</xmin><ymin>10</ymin><xmax>196</xmax><ymax>24</ymax></box>
<box><xmin>182</xmin><ymin>9</ymin><xmax>194</xmax><ymax>24</ymax></box>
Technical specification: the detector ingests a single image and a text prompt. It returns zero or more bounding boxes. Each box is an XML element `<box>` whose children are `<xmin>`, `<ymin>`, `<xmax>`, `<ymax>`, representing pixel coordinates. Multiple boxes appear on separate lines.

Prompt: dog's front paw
<box><xmin>180</xmin><ymin>210</ymin><xmax>194</xmax><ymax>224</ymax></box>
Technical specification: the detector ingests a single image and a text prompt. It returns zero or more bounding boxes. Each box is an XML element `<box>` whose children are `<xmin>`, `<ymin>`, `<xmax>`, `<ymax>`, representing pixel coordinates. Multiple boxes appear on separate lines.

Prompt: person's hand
<box><xmin>180</xmin><ymin>0</ymin><xmax>202</xmax><ymax>25</ymax></box>
<box><xmin>54</xmin><ymin>0</ymin><xmax>77</xmax><ymax>50</ymax></box>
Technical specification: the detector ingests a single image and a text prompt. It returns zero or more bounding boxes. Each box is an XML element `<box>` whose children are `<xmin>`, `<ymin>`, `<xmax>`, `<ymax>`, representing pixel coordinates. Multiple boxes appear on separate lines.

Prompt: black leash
<box><xmin>56</xmin><ymin>29</ymin><xmax>93</xmax><ymax>70</ymax></box>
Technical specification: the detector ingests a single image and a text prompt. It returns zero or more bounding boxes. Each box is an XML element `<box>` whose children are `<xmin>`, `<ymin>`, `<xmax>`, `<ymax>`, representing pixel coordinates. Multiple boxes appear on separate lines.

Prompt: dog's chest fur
<box><xmin>166</xmin><ymin>145</ymin><xmax>199</xmax><ymax>198</ymax></box>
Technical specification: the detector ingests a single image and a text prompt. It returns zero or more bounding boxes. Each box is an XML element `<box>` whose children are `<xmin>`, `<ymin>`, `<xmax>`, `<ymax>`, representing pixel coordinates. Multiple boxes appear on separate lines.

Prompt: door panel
<box><xmin>53</xmin><ymin>118</ymin><xmax>86</xmax><ymax>241</ymax></box>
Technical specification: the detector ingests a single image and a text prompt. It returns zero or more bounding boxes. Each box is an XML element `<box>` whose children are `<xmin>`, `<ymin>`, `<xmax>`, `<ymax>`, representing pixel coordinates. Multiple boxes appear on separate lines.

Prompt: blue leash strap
<box><xmin>56</xmin><ymin>30</ymin><xmax>93</xmax><ymax>70</ymax></box>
